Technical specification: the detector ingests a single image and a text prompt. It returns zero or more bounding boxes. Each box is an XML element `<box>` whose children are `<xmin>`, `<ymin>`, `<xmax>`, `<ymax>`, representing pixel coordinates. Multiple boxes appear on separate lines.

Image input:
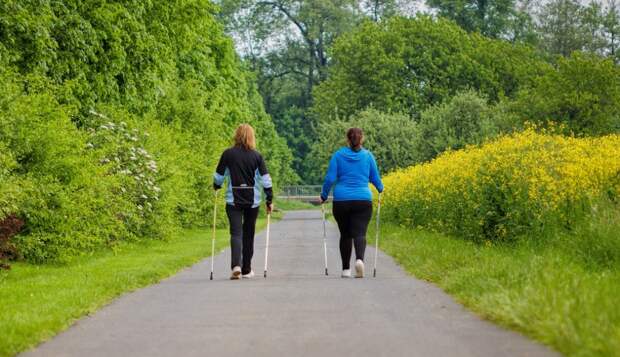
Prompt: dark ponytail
<box><xmin>347</xmin><ymin>127</ymin><xmax>364</xmax><ymax>152</ymax></box>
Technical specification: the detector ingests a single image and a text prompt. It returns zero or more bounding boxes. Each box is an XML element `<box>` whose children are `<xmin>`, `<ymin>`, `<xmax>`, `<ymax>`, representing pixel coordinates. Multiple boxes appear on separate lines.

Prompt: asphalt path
<box><xmin>22</xmin><ymin>210</ymin><xmax>557</xmax><ymax>357</ymax></box>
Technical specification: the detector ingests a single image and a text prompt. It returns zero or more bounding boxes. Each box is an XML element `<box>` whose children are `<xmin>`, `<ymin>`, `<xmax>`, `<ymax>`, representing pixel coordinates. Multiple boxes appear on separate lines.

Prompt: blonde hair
<box><xmin>234</xmin><ymin>124</ymin><xmax>256</xmax><ymax>150</ymax></box>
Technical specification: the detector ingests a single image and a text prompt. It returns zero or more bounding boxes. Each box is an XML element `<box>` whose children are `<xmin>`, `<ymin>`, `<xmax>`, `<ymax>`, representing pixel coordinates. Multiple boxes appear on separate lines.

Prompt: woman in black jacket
<box><xmin>213</xmin><ymin>124</ymin><xmax>273</xmax><ymax>279</ymax></box>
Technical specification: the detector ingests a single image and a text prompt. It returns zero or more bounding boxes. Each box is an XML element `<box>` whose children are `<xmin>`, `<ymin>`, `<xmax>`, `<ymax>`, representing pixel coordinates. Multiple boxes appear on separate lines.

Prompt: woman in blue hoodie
<box><xmin>320</xmin><ymin>128</ymin><xmax>384</xmax><ymax>278</ymax></box>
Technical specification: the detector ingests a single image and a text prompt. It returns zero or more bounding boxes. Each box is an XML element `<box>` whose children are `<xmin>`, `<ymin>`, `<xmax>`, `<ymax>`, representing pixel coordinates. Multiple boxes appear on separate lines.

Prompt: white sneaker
<box><xmin>230</xmin><ymin>266</ymin><xmax>241</xmax><ymax>280</ymax></box>
<box><xmin>242</xmin><ymin>270</ymin><xmax>255</xmax><ymax>279</ymax></box>
<box><xmin>355</xmin><ymin>259</ymin><xmax>365</xmax><ymax>278</ymax></box>
<box><xmin>341</xmin><ymin>269</ymin><xmax>351</xmax><ymax>278</ymax></box>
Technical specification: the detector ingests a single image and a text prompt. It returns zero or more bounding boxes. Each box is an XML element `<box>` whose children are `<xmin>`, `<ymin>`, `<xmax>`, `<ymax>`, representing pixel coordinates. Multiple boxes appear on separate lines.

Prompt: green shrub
<box><xmin>415</xmin><ymin>91</ymin><xmax>500</xmax><ymax>163</ymax></box>
<box><xmin>0</xmin><ymin>84</ymin><xmax>128</xmax><ymax>262</ymax></box>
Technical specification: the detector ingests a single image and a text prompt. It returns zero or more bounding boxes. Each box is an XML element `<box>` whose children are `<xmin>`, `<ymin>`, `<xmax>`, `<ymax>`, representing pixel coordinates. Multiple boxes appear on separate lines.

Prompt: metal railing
<box><xmin>278</xmin><ymin>185</ymin><xmax>329</xmax><ymax>202</ymax></box>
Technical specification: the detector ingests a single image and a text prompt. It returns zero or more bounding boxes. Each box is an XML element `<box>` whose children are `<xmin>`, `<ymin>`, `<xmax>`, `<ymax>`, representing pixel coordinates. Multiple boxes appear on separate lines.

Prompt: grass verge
<box><xmin>374</xmin><ymin>220</ymin><xmax>620</xmax><ymax>356</ymax></box>
<box><xmin>0</xmin><ymin>218</ymin><xmax>268</xmax><ymax>357</ymax></box>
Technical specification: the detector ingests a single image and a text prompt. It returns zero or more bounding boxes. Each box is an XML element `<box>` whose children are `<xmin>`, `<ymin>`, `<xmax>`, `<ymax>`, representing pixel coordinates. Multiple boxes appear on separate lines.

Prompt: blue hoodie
<box><xmin>321</xmin><ymin>147</ymin><xmax>384</xmax><ymax>202</ymax></box>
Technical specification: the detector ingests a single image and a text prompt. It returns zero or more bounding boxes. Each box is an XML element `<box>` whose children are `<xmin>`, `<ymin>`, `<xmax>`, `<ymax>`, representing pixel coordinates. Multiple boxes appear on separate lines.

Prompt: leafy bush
<box><xmin>0</xmin><ymin>214</ymin><xmax>24</xmax><ymax>269</ymax></box>
<box><xmin>0</xmin><ymin>79</ymin><xmax>129</xmax><ymax>262</ymax></box>
<box><xmin>415</xmin><ymin>91</ymin><xmax>500</xmax><ymax>163</ymax></box>
<box><xmin>382</xmin><ymin>130</ymin><xmax>620</xmax><ymax>241</ymax></box>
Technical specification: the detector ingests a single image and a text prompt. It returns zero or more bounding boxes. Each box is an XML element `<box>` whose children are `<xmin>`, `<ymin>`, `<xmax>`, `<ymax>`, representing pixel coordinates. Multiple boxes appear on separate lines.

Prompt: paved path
<box><xmin>23</xmin><ymin>210</ymin><xmax>557</xmax><ymax>357</ymax></box>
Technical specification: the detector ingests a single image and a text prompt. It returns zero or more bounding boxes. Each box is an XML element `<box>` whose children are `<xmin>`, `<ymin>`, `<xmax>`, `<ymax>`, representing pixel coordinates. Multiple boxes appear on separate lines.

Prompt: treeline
<box><xmin>0</xmin><ymin>0</ymin><xmax>295</xmax><ymax>264</ymax></box>
<box><xmin>306</xmin><ymin>16</ymin><xmax>620</xmax><ymax>181</ymax></box>
<box><xmin>219</xmin><ymin>0</ymin><xmax>620</xmax><ymax>182</ymax></box>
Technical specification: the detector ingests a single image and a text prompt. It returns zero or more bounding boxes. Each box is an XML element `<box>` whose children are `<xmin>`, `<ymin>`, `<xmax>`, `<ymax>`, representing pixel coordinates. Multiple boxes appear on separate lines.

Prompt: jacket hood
<box><xmin>338</xmin><ymin>147</ymin><xmax>366</xmax><ymax>161</ymax></box>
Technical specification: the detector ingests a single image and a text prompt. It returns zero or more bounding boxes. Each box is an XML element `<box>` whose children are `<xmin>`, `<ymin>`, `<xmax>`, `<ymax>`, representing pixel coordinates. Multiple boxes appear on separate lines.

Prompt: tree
<box><xmin>0</xmin><ymin>0</ymin><xmax>297</xmax><ymax>261</ymax></box>
<box><xmin>426</xmin><ymin>0</ymin><xmax>535</xmax><ymax>41</ymax></box>
<box><xmin>312</xmin><ymin>17</ymin><xmax>550</xmax><ymax>125</ymax></box>
<box><xmin>218</xmin><ymin>0</ymin><xmax>401</xmax><ymax>180</ymax></box>
<box><xmin>512</xmin><ymin>52</ymin><xmax>620</xmax><ymax>135</ymax></box>
<box><xmin>534</xmin><ymin>0</ymin><xmax>610</xmax><ymax>57</ymax></box>
<box><xmin>602</xmin><ymin>0</ymin><xmax>620</xmax><ymax>63</ymax></box>
<box><xmin>415</xmin><ymin>91</ymin><xmax>500</xmax><ymax>162</ymax></box>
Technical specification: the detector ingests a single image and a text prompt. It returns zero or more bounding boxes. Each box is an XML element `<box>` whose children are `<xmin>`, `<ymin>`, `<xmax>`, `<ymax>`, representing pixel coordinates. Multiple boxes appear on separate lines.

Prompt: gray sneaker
<box><xmin>341</xmin><ymin>269</ymin><xmax>352</xmax><ymax>278</ymax></box>
<box><xmin>242</xmin><ymin>270</ymin><xmax>255</xmax><ymax>279</ymax></box>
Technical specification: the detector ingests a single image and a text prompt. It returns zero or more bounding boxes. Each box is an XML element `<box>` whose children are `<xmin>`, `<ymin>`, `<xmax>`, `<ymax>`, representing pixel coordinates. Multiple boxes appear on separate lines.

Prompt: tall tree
<box><xmin>426</xmin><ymin>0</ymin><xmax>535</xmax><ymax>41</ymax></box>
<box><xmin>217</xmin><ymin>0</ymin><xmax>399</xmax><ymax>179</ymax></box>
<box><xmin>602</xmin><ymin>0</ymin><xmax>620</xmax><ymax>62</ymax></box>
<box><xmin>534</xmin><ymin>0</ymin><xmax>613</xmax><ymax>58</ymax></box>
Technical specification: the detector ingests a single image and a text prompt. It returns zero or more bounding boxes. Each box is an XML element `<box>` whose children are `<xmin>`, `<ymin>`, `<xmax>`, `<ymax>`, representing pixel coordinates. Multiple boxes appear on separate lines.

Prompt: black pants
<box><xmin>333</xmin><ymin>201</ymin><xmax>373</xmax><ymax>270</ymax></box>
<box><xmin>226</xmin><ymin>204</ymin><xmax>259</xmax><ymax>275</ymax></box>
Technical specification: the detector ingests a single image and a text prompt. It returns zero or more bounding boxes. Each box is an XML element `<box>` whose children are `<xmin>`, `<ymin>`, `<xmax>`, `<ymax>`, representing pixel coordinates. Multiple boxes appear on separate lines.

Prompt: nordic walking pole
<box><xmin>263</xmin><ymin>210</ymin><xmax>271</xmax><ymax>278</ymax></box>
<box><xmin>210</xmin><ymin>190</ymin><xmax>218</xmax><ymax>281</ymax></box>
<box><xmin>373</xmin><ymin>192</ymin><xmax>382</xmax><ymax>278</ymax></box>
<box><xmin>321</xmin><ymin>202</ymin><xmax>329</xmax><ymax>276</ymax></box>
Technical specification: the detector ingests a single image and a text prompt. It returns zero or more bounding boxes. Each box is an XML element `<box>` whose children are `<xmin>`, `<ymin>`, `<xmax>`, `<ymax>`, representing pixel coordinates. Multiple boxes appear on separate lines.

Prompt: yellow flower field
<box><xmin>381</xmin><ymin>130</ymin><xmax>620</xmax><ymax>241</ymax></box>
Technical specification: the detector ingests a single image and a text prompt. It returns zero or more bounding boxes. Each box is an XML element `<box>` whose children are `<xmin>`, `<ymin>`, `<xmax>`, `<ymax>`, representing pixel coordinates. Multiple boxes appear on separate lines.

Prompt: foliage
<box><xmin>306</xmin><ymin>109</ymin><xmax>419</xmax><ymax>183</ymax></box>
<box><xmin>414</xmin><ymin>90</ymin><xmax>501</xmax><ymax>163</ymax></box>
<box><xmin>0</xmin><ymin>77</ymin><xmax>125</xmax><ymax>262</ymax></box>
<box><xmin>535</xmin><ymin>0</ymin><xmax>620</xmax><ymax>61</ymax></box>
<box><xmin>0</xmin><ymin>215</ymin><xmax>23</xmax><ymax>269</ymax></box>
<box><xmin>312</xmin><ymin>16</ymin><xmax>550</xmax><ymax>124</ymax></box>
<box><xmin>218</xmin><ymin>0</ymin><xmax>407</xmax><ymax>179</ymax></box>
<box><xmin>382</xmin><ymin>130</ymin><xmax>620</xmax><ymax>242</ymax></box>
<box><xmin>511</xmin><ymin>52</ymin><xmax>620</xmax><ymax>135</ymax></box>
<box><xmin>0</xmin><ymin>0</ymin><xmax>295</xmax><ymax>262</ymax></box>
<box><xmin>426</xmin><ymin>0</ymin><xmax>535</xmax><ymax>41</ymax></box>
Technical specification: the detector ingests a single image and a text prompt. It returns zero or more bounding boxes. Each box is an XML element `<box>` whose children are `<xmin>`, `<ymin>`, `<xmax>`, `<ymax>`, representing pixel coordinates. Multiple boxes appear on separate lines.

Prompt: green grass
<box><xmin>0</xmin><ymin>218</ymin><xmax>268</xmax><ymax>357</ymax></box>
<box><xmin>374</xmin><ymin>214</ymin><xmax>620</xmax><ymax>356</ymax></box>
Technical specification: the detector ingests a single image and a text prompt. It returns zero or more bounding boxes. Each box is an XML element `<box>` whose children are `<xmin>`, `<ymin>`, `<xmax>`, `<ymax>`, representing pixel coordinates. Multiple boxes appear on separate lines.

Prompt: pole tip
<box><xmin>373</xmin><ymin>268</ymin><xmax>377</xmax><ymax>277</ymax></box>
<box><xmin>325</xmin><ymin>268</ymin><xmax>329</xmax><ymax>276</ymax></box>
<box><xmin>210</xmin><ymin>272</ymin><xmax>213</xmax><ymax>280</ymax></box>
<box><xmin>264</xmin><ymin>271</ymin><xmax>267</xmax><ymax>278</ymax></box>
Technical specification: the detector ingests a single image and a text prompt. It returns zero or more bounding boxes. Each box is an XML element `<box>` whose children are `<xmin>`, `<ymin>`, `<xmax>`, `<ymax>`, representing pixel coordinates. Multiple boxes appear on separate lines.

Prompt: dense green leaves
<box><xmin>312</xmin><ymin>16</ymin><xmax>549</xmax><ymax>123</ymax></box>
<box><xmin>0</xmin><ymin>0</ymin><xmax>295</xmax><ymax>262</ymax></box>
<box><xmin>512</xmin><ymin>52</ymin><xmax>620</xmax><ymax>135</ymax></box>
<box><xmin>427</xmin><ymin>0</ymin><xmax>532</xmax><ymax>40</ymax></box>
<box><xmin>414</xmin><ymin>91</ymin><xmax>501</xmax><ymax>163</ymax></box>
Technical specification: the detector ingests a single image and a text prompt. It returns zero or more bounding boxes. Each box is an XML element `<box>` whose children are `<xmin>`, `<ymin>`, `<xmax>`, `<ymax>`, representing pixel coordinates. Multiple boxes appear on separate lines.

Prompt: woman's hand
<box><xmin>266</xmin><ymin>202</ymin><xmax>274</xmax><ymax>214</ymax></box>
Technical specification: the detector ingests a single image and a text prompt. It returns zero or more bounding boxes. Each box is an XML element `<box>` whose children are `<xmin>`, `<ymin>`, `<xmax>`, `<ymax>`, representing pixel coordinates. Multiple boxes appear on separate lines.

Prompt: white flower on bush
<box><xmin>87</xmin><ymin>110</ymin><xmax>161</xmax><ymax>219</ymax></box>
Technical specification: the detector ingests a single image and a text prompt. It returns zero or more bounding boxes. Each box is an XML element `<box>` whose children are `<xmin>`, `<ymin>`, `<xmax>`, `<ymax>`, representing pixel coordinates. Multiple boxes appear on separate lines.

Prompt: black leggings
<box><xmin>333</xmin><ymin>201</ymin><xmax>373</xmax><ymax>270</ymax></box>
<box><xmin>226</xmin><ymin>204</ymin><xmax>259</xmax><ymax>275</ymax></box>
